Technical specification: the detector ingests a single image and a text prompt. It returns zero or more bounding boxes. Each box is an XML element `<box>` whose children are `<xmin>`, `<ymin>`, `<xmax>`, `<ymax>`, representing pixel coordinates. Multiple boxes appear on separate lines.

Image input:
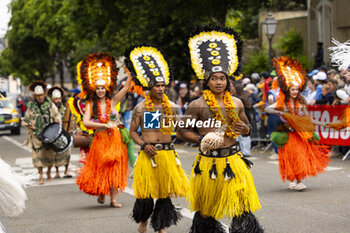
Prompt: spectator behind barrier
<box><xmin>315</xmin><ymin>83</ymin><xmax>334</xmax><ymax>105</ymax></box>
<box><xmin>310</xmin><ymin>72</ymin><xmax>328</xmax><ymax>105</ymax></box>
<box><xmin>304</xmin><ymin>78</ymin><xmax>317</xmax><ymax>105</ymax></box>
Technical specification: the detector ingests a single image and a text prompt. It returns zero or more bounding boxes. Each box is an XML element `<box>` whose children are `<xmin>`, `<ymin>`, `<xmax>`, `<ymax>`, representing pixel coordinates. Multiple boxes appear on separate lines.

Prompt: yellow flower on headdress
<box><xmin>188</xmin><ymin>27</ymin><xmax>242</xmax><ymax>80</ymax></box>
<box><xmin>125</xmin><ymin>46</ymin><xmax>171</xmax><ymax>89</ymax></box>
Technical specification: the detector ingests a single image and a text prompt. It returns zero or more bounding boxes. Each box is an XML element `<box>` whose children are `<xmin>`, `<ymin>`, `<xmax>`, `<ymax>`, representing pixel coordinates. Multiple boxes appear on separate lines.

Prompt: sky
<box><xmin>0</xmin><ymin>0</ymin><xmax>11</xmax><ymax>38</ymax></box>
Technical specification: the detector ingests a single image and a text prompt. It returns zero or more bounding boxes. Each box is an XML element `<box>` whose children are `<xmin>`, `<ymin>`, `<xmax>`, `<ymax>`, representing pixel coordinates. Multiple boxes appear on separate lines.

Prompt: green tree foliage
<box><xmin>65</xmin><ymin>0</ymin><xmax>234</xmax><ymax>80</ymax></box>
<box><xmin>226</xmin><ymin>0</ymin><xmax>306</xmax><ymax>39</ymax></box>
<box><xmin>276</xmin><ymin>29</ymin><xmax>303</xmax><ymax>57</ymax></box>
<box><xmin>1</xmin><ymin>0</ymin><xmax>237</xmax><ymax>83</ymax></box>
<box><xmin>243</xmin><ymin>48</ymin><xmax>269</xmax><ymax>74</ymax></box>
<box><xmin>226</xmin><ymin>0</ymin><xmax>270</xmax><ymax>39</ymax></box>
<box><xmin>0</xmin><ymin>0</ymin><xmax>56</xmax><ymax>84</ymax></box>
<box><xmin>276</xmin><ymin>28</ymin><xmax>311</xmax><ymax>70</ymax></box>
<box><xmin>270</xmin><ymin>0</ymin><xmax>306</xmax><ymax>11</ymax></box>
<box><xmin>1</xmin><ymin>0</ymin><xmax>308</xmax><ymax>84</ymax></box>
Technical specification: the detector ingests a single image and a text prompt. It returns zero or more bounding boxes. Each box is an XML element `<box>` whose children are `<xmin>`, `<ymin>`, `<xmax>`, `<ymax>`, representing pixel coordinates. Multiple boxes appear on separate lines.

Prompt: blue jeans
<box><xmin>267</xmin><ymin>114</ymin><xmax>282</xmax><ymax>153</ymax></box>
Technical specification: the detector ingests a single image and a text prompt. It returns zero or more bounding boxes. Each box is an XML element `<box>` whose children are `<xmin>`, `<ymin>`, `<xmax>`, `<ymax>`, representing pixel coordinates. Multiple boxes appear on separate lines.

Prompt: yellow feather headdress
<box><xmin>188</xmin><ymin>27</ymin><xmax>243</xmax><ymax>80</ymax></box>
<box><xmin>125</xmin><ymin>45</ymin><xmax>172</xmax><ymax>89</ymax></box>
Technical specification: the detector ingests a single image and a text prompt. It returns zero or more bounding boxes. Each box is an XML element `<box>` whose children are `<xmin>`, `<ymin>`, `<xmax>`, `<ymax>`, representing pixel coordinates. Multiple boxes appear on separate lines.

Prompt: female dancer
<box><xmin>265</xmin><ymin>57</ymin><xmax>330</xmax><ymax>191</ymax></box>
<box><xmin>76</xmin><ymin>53</ymin><xmax>132</xmax><ymax>207</ymax></box>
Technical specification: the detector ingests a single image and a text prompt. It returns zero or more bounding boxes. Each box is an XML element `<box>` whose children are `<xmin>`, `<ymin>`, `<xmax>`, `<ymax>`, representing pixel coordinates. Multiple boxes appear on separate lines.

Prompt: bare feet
<box><xmin>38</xmin><ymin>176</ymin><xmax>44</xmax><ymax>185</ymax></box>
<box><xmin>110</xmin><ymin>201</ymin><xmax>122</xmax><ymax>208</ymax></box>
<box><xmin>138</xmin><ymin>221</ymin><xmax>148</xmax><ymax>233</ymax></box>
<box><xmin>159</xmin><ymin>229</ymin><xmax>166</xmax><ymax>233</ymax></box>
<box><xmin>47</xmin><ymin>172</ymin><xmax>52</xmax><ymax>182</ymax></box>
<box><xmin>55</xmin><ymin>173</ymin><xmax>61</xmax><ymax>178</ymax></box>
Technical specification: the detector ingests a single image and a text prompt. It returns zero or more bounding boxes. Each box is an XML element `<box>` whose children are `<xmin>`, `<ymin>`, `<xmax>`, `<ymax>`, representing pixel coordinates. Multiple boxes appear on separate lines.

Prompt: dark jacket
<box><xmin>315</xmin><ymin>91</ymin><xmax>334</xmax><ymax>105</ymax></box>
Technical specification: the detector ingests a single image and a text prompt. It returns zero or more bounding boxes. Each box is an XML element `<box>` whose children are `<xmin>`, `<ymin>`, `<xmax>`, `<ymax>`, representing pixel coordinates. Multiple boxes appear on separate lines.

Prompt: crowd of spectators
<box><xmin>7</xmin><ymin>64</ymin><xmax>350</xmax><ymax>156</ymax></box>
<box><xmin>119</xmin><ymin>64</ymin><xmax>350</xmax><ymax>156</ymax></box>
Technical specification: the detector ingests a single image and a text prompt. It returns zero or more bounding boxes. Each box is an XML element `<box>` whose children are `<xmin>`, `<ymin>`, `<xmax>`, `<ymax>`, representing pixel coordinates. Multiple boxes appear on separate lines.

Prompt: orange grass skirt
<box><xmin>278</xmin><ymin>132</ymin><xmax>330</xmax><ymax>182</ymax></box>
<box><xmin>329</xmin><ymin>107</ymin><xmax>350</xmax><ymax>130</ymax></box>
<box><xmin>76</xmin><ymin>127</ymin><xmax>128</xmax><ymax>195</ymax></box>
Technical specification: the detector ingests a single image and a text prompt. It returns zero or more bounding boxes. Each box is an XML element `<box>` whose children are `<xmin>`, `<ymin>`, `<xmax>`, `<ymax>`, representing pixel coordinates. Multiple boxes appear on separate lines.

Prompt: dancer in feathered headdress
<box><xmin>176</xmin><ymin>27</ymin><xmax>263</xmax><ymax>233</ymax></box>
<box><xmin>76</xmin><ymin>52</ymin><xmax>133</xmax><ymax>208</ymax></box>
<box><xmin>126</xmin><ymin>45</ymin><xmax>189</xmax><ymax>233</ymax></box>
<box><xmin>328</xmin><ymin>39</ymin><xmax>350</xmax><ymax>130</ymax></box>
<box><xmin>265</xmin><ymin>56</ymin><xmax>330</xmax><ymax>191</ymax></box>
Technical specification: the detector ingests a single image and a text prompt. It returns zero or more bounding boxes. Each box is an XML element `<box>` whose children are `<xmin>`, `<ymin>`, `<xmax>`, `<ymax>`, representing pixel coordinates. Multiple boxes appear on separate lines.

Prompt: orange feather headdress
<box><xmin>79</xmin><ymin>53</ymin><xmax>118</xmax><ymax>96</ymax></box>
<box><xmin>273</xmin><ymin>57</ymin><xmax>307</xmax><ymax>109</ymax></box>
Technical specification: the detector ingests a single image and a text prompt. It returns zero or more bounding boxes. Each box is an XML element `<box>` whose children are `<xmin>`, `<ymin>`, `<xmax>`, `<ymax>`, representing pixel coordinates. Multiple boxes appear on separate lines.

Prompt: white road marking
<box><xmin>176</xmin><ymin>149</ymin><xmax>194</xmax><ymax>154</ymax></box>
<box><xmin>2</xmin><ymin>135</ymin><xmax>31</xmax><ymax>152</ymax></box>
<box><xmin>15</xmin><ymin>157</ymin><xmax>32</xmax><ymax>165</ymax></box>
<box><xmin>267</xmin><ymin>161</ymin><xmax>279</xmax><ymax>165</ymax></box>
<box><xmin>31</xmin><ymin>178</ymin><xmax>76</xmax><ymax>187</ymax></box>
<box><xmin>325</xmin><ymin>166</ymin><xmax>343</xmax><ymax>171</ymax></box>
<box><xmin>1</xmin><ymin>135</ymin><xmax>245</xmax><ymax>231</ymax></box>
<box><xmin>12</xmin><ymin>153</ymin><xmax>79</xmax><ymax>186</ymax></box>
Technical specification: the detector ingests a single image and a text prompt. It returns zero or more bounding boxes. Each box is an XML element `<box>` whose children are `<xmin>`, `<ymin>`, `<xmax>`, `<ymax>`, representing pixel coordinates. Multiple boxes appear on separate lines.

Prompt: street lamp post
<box><xmin>263</xmin><ymin>13</ymin><xmax>277</xmax><ymax>73</ymax></box>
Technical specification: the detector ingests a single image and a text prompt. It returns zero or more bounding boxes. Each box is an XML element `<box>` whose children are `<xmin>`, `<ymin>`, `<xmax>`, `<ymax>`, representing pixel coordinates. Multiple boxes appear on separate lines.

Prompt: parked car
<box><xmin>0</xmin><ymin>96</ymin><xmax>21</xmax><ymax>135</ymax></box>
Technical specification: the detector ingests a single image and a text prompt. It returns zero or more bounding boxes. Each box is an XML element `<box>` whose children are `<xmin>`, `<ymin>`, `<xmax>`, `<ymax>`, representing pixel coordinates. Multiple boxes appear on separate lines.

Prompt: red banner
<box><xmin>308</xmin><ymin>105</ymin><xmax>350</xmax><ymax>146</ymax></box>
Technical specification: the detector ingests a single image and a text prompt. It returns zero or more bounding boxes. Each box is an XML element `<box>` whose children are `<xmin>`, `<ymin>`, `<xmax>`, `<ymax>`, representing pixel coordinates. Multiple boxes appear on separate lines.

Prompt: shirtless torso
<box><xmin>177</xmin><ymin>94</ymin><xmax>250</xmax><ymax>147</ymax></box>
<box><xmin>130</xmin><ymin>100</ymin><xmax>177</xmax><ymax>144</ymax></box>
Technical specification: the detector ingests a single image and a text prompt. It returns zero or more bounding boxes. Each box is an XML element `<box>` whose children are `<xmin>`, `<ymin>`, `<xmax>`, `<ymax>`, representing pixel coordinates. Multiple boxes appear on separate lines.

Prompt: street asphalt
<box><xmin>0</xmin><ymin>126</ymin><xmax>350</xmax><ymax>233</ymax></box>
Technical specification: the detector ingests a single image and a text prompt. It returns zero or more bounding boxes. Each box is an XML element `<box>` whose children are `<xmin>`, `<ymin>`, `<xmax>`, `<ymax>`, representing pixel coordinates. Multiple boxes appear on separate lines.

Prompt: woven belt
<box><xmin>150</xmin><ymin>142</ymin><xmax>175</xmax><ymax>151</ymax></box>
<box><xmin>200</xmin><ymin>144</ymin><xmax>240</xmax><ymax>157</ymax></box>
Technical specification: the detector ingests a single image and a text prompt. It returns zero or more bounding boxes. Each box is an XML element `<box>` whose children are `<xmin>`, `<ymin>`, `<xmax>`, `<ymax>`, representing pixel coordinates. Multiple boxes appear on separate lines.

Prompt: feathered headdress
<box><xmin>124</xmin><ymin>45</ymin><xmax>172</xmax><ymax>90</ymax></box>
<box><xmin>329</xmin><ymin>38</ymin><xmax>350</xmax><ymax>71</ymax></box>
<box><xmin>29</xmin><ymin>81</ymin><xmax>47</xmax><ymax>95</ymax></box>
<box><xmin>79</xmin><ymin>53</ymin><xmax>118</xmax><ymax>95</ymax></box>
<box><xmin>274</xmin><ymin>56</ymin><xmax>307</xmax><ymax>92</ymax></box>
<box><xmin>74</xmin><ymin>60</ymin><xmax>88</xmax><ymax>99</ymax></box>
<box><xmin>47</xmin><ymin>86</ymin><xmax>65</xmax><ymax>99</ymax></box>
<box><xmin>273</xmin><ymin>56</ymin><xmax>307</xmax><ymax>108</ymax></box>
<box><xmin>188</xmin><ymin>27</ymin><xmax>243</xmax><ymax>80</ymax></box>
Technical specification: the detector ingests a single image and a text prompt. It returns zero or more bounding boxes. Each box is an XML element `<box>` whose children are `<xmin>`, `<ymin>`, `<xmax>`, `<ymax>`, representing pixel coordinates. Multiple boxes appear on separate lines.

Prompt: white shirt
<box><xmin>305</xmin><ymin>90</ymin><xmax>316</xmax><ymax>104</ymax></box>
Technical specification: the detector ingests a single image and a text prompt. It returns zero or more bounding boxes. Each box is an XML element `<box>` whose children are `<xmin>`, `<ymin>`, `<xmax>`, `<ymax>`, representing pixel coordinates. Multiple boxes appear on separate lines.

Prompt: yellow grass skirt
<box><xmin>133</xmin><ymin>150</ymin><xmax>189</xmax><ymax>199</ymax></box>
<box><xmin>188</xmin><ymin>152</ymin><xmax>261</xmax><ymax>220</ymax></box>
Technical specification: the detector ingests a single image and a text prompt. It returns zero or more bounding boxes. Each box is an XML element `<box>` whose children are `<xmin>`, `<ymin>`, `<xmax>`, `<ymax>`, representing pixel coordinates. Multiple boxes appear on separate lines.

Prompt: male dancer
<box><xmin>177</xmin><ymin>27</ymin><xmax>263</xmax><ymax>233</ymax></box>
<box><xmin>126</xmin><ymin>45</ymin><xmax>188</xmax><ymax>233</ymax></box>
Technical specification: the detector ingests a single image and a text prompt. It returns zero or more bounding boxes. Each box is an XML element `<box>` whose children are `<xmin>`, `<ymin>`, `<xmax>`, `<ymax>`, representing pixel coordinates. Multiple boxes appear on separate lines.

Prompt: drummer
<box><xmin>48</xmin><ymin>86</ymin><xmax>73</xmax><ymax>179</ymax></box>
<box><xmin>23</xmin><ymin>81</ymin><xmax>62</xmax><ymax>185</ymax></box>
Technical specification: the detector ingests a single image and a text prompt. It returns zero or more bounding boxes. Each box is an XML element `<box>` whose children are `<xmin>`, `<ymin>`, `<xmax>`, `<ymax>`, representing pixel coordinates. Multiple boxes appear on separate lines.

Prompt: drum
<box><xmin>41</xmin><ymin>123</ymin><xmax>73</xmax><ymax>153</ymax></box>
